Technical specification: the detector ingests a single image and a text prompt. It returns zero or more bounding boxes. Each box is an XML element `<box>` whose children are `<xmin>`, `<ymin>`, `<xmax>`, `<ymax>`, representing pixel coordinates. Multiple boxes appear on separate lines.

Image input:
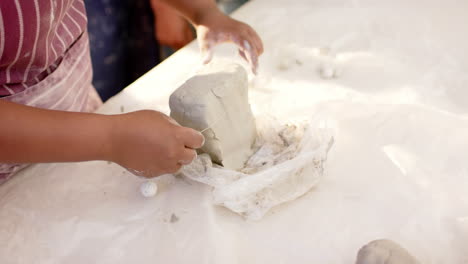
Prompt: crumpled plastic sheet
<box><xmin>180</xmin><ymin>116</ymin><xmax>334</xmax><ymax>220</ymax></box>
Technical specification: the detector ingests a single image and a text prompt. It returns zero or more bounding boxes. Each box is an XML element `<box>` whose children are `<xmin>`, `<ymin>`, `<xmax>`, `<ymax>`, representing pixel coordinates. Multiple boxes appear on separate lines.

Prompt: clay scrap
<box><xmin>356</xmin><ymin>239</ymin><xmax>421</xmax><ymax>264</ymax></box>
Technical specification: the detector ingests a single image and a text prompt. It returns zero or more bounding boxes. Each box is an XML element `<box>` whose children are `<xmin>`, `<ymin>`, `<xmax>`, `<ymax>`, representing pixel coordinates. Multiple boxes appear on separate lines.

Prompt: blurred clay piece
<box><xmin>355</xmin><ymin>239</ymin><xmax>421</xmax><ymax>264</ymax></box>
<box><xmin>140</xmin><ymin>181</ymin><xmax>158</xmax><ymax>198</ymax></box>
<box><xmin>169</xmin><ymin>61</ymin><xmax>257</xmax><ymax>170</ymax></box>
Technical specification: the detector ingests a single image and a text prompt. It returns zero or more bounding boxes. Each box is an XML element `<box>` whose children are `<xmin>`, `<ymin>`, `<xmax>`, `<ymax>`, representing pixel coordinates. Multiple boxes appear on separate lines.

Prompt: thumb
<box><xmin>179</xmin><ymin>127</ymin><xmax>205</xmax><ymax>149</ymax></box>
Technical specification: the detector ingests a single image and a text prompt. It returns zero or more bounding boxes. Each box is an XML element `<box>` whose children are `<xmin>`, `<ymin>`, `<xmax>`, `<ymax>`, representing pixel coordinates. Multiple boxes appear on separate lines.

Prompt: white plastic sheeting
<box><xmin>182</xmin><ymin>117</ymin><xmax>334</xmax><ymax>220</ymax></box>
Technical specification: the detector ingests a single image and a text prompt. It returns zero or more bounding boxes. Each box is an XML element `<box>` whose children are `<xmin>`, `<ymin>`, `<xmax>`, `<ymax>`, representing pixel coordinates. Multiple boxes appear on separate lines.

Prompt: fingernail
<box><xmin>243</xmin><ymin>40</ymin><xmax>251</xmax><ymax>51</ymax></box>
<box><xmin>199</xmin><ymin>132</ymin><xmax>206</xmax><ymax>147</ymax></box>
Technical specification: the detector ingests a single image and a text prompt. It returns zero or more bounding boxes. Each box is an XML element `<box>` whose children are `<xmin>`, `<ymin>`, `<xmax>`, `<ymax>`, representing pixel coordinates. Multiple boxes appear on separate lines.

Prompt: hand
<box><xmin>195</xmin><ymin>9</ymin><xmax>264</xmax><ymax>74</ymax></box>
<box><xmin>109</xmin><ymin>110</ymin><xmax>204</xmax><ymax>178</ymax></box>
<box><xmin>150</xmin><ymin>0</ymin><xmax>195</xmax><ymax>50</ymax></box>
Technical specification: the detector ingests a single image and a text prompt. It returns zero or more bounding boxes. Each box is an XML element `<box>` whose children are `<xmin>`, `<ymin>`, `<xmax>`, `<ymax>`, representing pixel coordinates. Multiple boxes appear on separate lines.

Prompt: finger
<box><xmin>126</xmin><ymin>167</ymin><xmax>146</xmax><ymax>177</ymax></box>
<box><xmin>237</xmin><ymin>39</ymin><xmax>252</xmax><ymax>64</ymax></box>
<box><xmin>178</xmin><ymin>148</ymin><xmax>197</xmax><ymax>165</ymax></box>
<box><xmin>239</xmin><ymin>46</ymin><xmax>258</xmax><ymax>74</ymax></box>
<box><xmin>126</xmin><ymin>167</ymin><xmax>160</xmax><ymax>179</ymax></box>
<box><xmin>241</xmin><ymin>29</ymin><xmax>263</xmax><ymax>74</ymax></box>
<box><xmin>248</xmin><ymin>28</ymin><xmax>264</xmax><ymax>55</ymax></box>
<box><xmin>202</xmin><ymin>49</ymin><xmax>214</xmax><ymax>64</ymax></box>
<box><xmin>199</xmin><ymin>38</ymin><xmax>214</xmax><ymax>64</ymax></box>
<box><xmin>250</xmin><ymin>51</ymin><xmax>259</xmax><ymax>74</ymax></box>
<box><xmin>178</xmin><ymin>127</ymin><xmax>205</xmax><ymax>149</ymax></box>
<box><xmin>241</xmin><ymin>40</ymin><xmax>258</xmax><ymax>74</ymax></box>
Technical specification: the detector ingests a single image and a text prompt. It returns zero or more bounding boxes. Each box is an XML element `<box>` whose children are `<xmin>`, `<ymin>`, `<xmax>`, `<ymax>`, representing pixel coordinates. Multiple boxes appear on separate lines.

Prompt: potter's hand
<box><xmin>196</xmin><ymin>9</ymin><xmax>264</xmax><ymax>74</ymax></box>
<box><xmin>109</xmin><ymin>110</ymin><xmax>204</xmax><ymax>178</ymax></box>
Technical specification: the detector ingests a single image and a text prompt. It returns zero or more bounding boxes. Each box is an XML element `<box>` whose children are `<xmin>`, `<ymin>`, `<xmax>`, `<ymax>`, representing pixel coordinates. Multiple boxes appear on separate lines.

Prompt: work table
<box><xmin>1</xmin><ymin>0</ymin><xmax>468</xmax><ymax>263</ymax></box>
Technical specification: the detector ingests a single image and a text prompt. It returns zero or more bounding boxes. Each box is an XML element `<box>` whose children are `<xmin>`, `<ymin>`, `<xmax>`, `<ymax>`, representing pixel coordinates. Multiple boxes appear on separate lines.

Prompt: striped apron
<box><xmin>0</xmin><ymin>0</ymin><xmax>101</xmax><ymax>184</ymax></box>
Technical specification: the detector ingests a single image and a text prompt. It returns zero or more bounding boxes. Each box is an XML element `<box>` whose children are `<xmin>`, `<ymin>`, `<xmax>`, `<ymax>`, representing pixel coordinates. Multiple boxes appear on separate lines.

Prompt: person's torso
<box><xmin>0</xmin><ymin>0</ymin><xmax>101</xmax><ymax>183</ymax></box>
<box><xmin>0</xmin><ymin>0</ymin><xmax>87</xmax><ymax>96</ymax></box>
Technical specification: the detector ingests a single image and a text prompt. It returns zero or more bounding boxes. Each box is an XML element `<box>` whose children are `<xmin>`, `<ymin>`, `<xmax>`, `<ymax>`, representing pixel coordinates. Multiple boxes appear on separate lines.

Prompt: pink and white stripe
<box><xmin>0</xmin><ymin>0</ymin><xmax>88</xmax><ymax>96</ymax></box>
<box><xmin>0</xmin><ymin>0</ymin><xmax>101</xmax><ymax>183</ymax></box>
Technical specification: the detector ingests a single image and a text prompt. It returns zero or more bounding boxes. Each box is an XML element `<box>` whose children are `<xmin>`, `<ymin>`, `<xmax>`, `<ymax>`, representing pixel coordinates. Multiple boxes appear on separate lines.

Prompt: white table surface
<box><xmin>1</xmin><ymin>0</ymin><xmax>468</xmax><ymax>263</ymax></box>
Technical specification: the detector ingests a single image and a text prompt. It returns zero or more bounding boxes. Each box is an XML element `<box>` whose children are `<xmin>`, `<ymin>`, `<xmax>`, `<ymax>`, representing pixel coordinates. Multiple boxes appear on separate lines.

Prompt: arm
<box><xmin>150</xmin><ymin>0</ymin><xmax>194</xmax><ymax>50</ymax></box>
<box><xmin>152</xmin><ymin>0</ymin><xmax>264</xmax><ymax>73</ymax></box>
<box><xmin>151</xmin><ymin>0</ymin><xmax>219</xmax><ymax>26</ymax></box>
<box><xmin>0</xmin><ymin>100</ymin><xmax>204</xmax><ymax>177</ymax></box>
<box><xmin>0</xmin><ymin>100</ymin><xmax>111</xmax><ymax>163</ymax></box>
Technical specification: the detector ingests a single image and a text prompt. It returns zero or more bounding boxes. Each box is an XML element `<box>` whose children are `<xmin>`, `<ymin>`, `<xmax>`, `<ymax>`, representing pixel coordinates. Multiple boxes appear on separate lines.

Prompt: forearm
<box><xmin>152</xmin><ymin>0</ymin><xmax>263</xmax><ymax>73</ymax></box>
<box><xmin>154</xmin><ymin>0</ymin><xmax>220</xmax><ymax>26</ymax></box>
<box><xmin>0</xmin><ymin>100</ymin><xmax>113</xmax><ymax>164</ymax></box>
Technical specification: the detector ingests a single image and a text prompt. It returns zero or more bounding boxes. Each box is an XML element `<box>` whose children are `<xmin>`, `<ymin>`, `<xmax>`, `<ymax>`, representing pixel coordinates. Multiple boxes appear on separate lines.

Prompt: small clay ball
<box><xmin>140</xmin><ymin>181</ymin><xmax>158</xmax><ymax>198</ymax></box>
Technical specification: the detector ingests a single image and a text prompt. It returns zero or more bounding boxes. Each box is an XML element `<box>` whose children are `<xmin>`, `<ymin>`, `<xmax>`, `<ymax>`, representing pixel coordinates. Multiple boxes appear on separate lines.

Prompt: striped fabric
<box><xmin>0</xmin><ymin>0</ymin><xmax>102</xmax><ymax>183</ymax></box>
<box><xmin>0</xmin><ymin>0</ymin><xmax>87</xmax><ymax>96</ymax></box>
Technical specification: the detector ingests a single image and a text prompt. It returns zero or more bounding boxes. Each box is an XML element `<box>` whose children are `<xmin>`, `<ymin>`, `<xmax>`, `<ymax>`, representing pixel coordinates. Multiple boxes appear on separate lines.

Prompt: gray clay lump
<box><xmin>169</xmin><ymin>62</ymin><xmax>257</xmax><ymax>170</ymax></box>
<box><xmin>356</xmin><ymin>239</ymin><xmax>421</xmax><ymax>264</ymax></box>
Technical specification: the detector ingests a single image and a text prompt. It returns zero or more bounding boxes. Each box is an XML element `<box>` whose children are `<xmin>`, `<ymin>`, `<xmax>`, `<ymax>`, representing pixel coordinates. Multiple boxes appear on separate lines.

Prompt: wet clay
<box><xmin>356</xmin><ymin>239</ymin><xmax>421</xmax><ymax>264</ymax></box>
<box><xmin>169</xmin><ymin>62</ymin><xmax>257</xmax><ymax>170</ymax></box>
